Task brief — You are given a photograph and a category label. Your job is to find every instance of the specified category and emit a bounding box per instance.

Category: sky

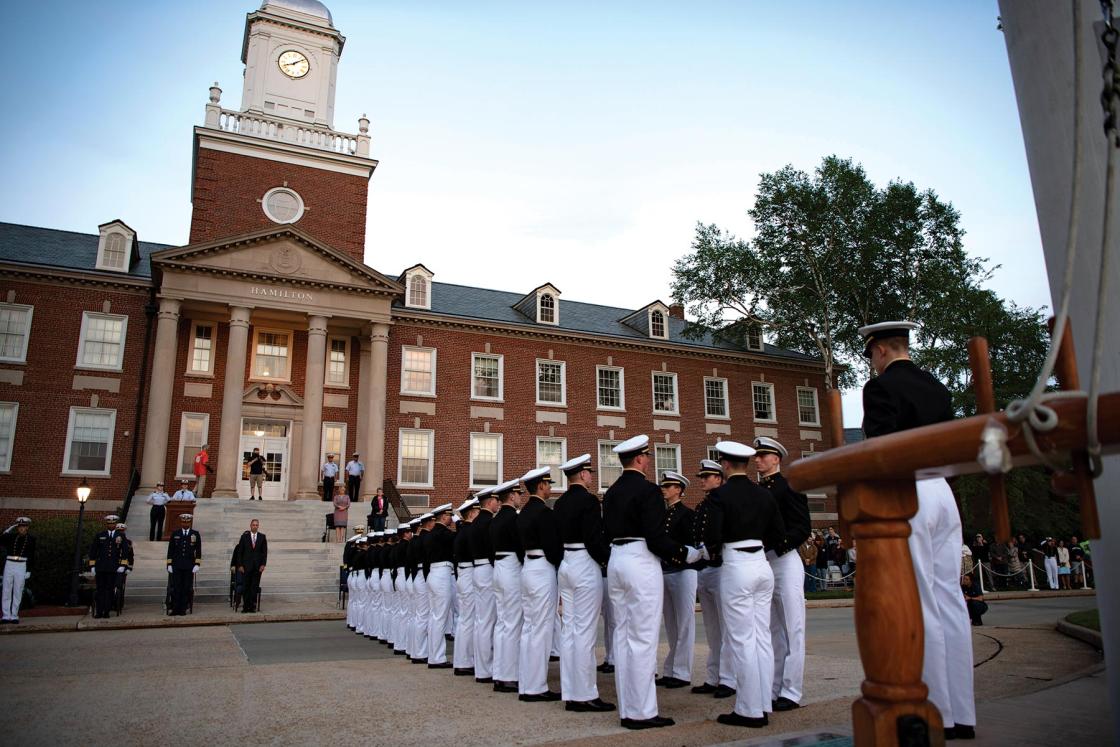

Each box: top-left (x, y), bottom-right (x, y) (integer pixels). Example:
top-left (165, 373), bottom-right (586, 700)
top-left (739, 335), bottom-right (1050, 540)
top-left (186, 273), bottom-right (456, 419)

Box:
top-left (0, 1), bottom-right (1051, 426)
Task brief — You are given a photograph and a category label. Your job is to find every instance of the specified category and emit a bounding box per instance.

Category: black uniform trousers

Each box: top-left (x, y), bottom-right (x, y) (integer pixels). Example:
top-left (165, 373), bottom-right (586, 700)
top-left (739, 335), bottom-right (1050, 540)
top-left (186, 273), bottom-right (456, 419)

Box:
top-left (347, 475), bottom-right (361, 503)
top-left (242, 567), bottom-right (262, 611)
top-left (95, 571), bottom-right (117, 617)
top-left (150, 505), bottom-right (165, 542)
top-left (322, 477), bottom-right (335, 502)
top-left (171, 569), bottom-right (193, 614)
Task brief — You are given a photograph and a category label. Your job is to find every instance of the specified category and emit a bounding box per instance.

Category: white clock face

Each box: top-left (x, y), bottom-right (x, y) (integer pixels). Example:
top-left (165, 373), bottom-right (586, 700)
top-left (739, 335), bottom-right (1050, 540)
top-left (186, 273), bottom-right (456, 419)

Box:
top-left (278, 50), bottom-right (310, 79)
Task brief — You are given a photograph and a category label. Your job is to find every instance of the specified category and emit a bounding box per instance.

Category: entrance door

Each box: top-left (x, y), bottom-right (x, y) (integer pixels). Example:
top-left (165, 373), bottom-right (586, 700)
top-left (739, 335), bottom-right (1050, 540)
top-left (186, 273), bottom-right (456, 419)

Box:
top-left (238, 419), bottom-right (290, 500)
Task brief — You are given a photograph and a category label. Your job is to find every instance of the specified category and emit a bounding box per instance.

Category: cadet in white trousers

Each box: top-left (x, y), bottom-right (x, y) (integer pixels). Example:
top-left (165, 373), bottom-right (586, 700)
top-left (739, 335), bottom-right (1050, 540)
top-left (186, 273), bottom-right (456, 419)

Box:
top-left (453, 497), bottom-right (480, 675)
top-left (657, 471), bottom-right (697, 689)
top-left (860, 320), bottom-right (976, 740)
top-left (411, 514), bottom-right (434, 662)
top-left (603, 435), bottom-right (701, 730)
top-left (426, 504), bottom-right (456, 668)
top-left (0, 517), bottom-right (35, 624)
top-left (471, 488), bottom-right (498, 684)
top-left (754, 437), bottom-right (812, 711)
top-left (490, 480), bottom-right (525, 691)
top-left (379, 529), bottom-right (397, 642)
top-left (516, 467), bottom-right (562, 701)
top-left (554, 454), bottom-right (615, 712)
top-left (343, 526), bottom-right (364, 630)
top-left (690, 460), bottom-right (736, 698)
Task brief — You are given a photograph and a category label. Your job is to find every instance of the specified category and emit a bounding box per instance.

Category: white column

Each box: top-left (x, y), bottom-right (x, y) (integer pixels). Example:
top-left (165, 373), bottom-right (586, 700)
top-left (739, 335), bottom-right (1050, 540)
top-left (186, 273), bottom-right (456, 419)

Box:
top-left (298, 315), bottom-right (329, 500)
top-left (211, 306), bottom-right (252, 498)
top-left (360, 322), bottom-right (391, 499)
top-left (138, 297), bottom-right (181, 493)
top-left (355, 336), bottom-right (371, 468)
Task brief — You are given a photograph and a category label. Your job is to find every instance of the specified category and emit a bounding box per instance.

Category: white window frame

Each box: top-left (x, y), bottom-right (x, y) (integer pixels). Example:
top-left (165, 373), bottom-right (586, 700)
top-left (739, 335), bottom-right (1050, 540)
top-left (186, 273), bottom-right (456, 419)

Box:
top-left (649, 309), bottom-right (668, 339)
top-left (186, 321), bottom-right (215, 376)
top-left (95, 230), bottom-right (130, 272)
top-left (321, 421), bottom-right (348, 466)
top-left (62, 406), bottom-right (117, 476)
top-left (0, 402), bottom-right (18, 472)
top-left (651, 371), bottom-right (679, 416)
top-left (703, 376), bottom-right (729, 419)
top-left (752, 381), bottom-right (777, 423)
top-left (471, 352), bottom-right (504, 402)
top-left (706, 445), bottom-right (721, 462)
top-left (597, 439), bottom-right (622, 491)
top-left (797, 386), bottom-right (821, 426)
top-left (75, 312), bottom-right (128, 372)
top-left (400, 346), bottom-right (437, 397)
top-left (536, 436), bottom-right (568, 491)
top-left (405, 270), bottom-right (432, 310)
top-left (325, 336), bottom-right (351, 389)
top-left (249, 327), bottom-right (293, 382)
top-left (0, 303), bottom-right (33, 364)
top-left (535, 359), bottom-right (567, 407)
top-left (397, 428), bottom-right (435, 489)
top-left (175, 412), bottom-right (210, 479)
top-left (596, 365), bottom-right (626, 411)
top-left (746, 324), bottom-right (763, 351)
top-left (469, 432), bottom-right (503, 489)
top-left (537, 293), bottom-right (558, 325)
top-left (654, 443), bottom-right (681, 484)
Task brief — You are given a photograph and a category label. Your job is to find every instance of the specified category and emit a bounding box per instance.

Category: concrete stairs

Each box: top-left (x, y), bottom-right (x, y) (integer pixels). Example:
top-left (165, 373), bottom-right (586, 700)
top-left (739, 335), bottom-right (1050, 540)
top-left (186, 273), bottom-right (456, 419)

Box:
top-left (124, 498), bottom-right (356, 605)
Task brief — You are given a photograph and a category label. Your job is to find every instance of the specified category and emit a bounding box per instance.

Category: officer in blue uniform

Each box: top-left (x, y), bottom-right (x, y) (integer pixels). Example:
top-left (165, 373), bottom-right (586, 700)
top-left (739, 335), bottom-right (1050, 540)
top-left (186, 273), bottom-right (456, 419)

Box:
top-left (166, 513), bottom-right (202, 615)
top-left (88, 514), bottom-right (125, 618)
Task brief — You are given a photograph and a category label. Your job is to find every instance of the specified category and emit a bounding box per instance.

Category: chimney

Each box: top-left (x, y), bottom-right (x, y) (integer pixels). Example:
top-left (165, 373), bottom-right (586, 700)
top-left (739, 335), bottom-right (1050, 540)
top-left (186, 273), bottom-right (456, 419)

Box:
top-left (668, 303), bottom-right (685, 320)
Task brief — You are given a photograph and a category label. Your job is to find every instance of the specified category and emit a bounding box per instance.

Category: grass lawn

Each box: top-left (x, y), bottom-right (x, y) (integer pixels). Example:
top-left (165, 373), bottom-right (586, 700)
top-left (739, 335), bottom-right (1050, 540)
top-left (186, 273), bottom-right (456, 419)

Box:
top-left (1066, 609), bottom-right (1100, 631)
top-left (807, 589), bottom-right (854, 600)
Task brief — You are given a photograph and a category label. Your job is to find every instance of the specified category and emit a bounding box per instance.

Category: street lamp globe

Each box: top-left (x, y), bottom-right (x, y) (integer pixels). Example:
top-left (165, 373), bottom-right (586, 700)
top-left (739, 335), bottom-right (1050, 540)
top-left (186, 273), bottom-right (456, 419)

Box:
top-left (76, 478), bottom-right (91, 503)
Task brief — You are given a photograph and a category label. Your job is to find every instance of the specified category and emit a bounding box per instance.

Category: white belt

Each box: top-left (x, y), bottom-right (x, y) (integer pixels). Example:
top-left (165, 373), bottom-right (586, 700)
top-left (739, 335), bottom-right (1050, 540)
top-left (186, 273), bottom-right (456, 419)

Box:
top-left (563, 543), bottom-right (586, 550)
top-left (6, 556), bottom-right (26, 562)
top-left (430, 561), bottom-right (452, 569)
top-left (725, 540), bottom-right (763, 549)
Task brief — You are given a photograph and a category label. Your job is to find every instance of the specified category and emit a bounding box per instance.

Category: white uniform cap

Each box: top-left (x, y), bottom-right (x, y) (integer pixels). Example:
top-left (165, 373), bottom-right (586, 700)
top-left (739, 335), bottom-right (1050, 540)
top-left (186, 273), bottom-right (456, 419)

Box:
top-left (431, 503), bottom-right (453, 516)
top-left (15, 516), bottom-right (30, 525)
top-left (659, 471), bottom-right (689, 488)
top-left (104, 514), bottom-right (121, 522)
top-left (495, 478), bottom-right (521, 494)
top-left (858, 320), bottom-right (919, 356)
top-left (559, 453), bottom-right (593, 475)
top-left (418, 513), bottom-right (434, 522)
top-left (115, 523), bottom-right (127, 530)
top-left (452, 515), bottom-right (461, 523)
top-left (752, 436), bottom-right (788, 459)
top-left (356, 536), bottom-right (368, 544)
top-left (696, 459), bottom-right (724, 477)
top-left (612, 434), bottom-right (650, 457)
top-left (714, 440), bottom-right (756, 461)
top-left (474, 487), bottom-right (494, 499)
top-left (384, 528), bottom-right (397, 536)
top-left (456, 497), bottom-right (479, 514)
top-left (373, 531), bottom-right (384, 537)
top-left (179, 513), bottom-right (193, 521)
top-left (521, 466), bottom-right (552, 483)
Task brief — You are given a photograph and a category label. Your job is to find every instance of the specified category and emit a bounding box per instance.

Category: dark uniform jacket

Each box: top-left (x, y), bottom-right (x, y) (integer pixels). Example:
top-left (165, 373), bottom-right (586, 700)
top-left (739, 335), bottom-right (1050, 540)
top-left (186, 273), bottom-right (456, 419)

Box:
top-left (454, 521), bottom-right (474, 568)
top-left (662, 502), bottom-right (695, 573)
top-left (602, 469), bottom-right (687, 566)
top-left (166, 528), bottom-right (202, 571)
top-left (470, 509), bottom-right (496, 565)
top-left (1, 531), bottom-right (36, 573)
top-left (89, 529), bottom-right (128, 573)
top-left (760, 472), bottom-right (811, 555)
top-left (862, 359), bottom-right (954, 437)
top-left (489, 504), bottom-right (524, 563)
top-left (423, 523), bottom-right (455, 577)
top-left (553, 484), bottom-right (610, 566)
top-left (689, 495), bottom-right (722, 569)
top-left (406, 532), bottom-right (424, 580)
top-left (234, 531), bottom-right (268, 571)
top-left (516, 496), bottom-right (563, 568)
top-left (709, 474), bottom-right (785, 555)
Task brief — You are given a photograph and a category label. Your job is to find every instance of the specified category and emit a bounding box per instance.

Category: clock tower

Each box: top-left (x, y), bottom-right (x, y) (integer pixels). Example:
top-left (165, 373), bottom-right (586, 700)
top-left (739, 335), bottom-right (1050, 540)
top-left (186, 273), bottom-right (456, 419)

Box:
top-left (189, 0), bottom-right (376, 263)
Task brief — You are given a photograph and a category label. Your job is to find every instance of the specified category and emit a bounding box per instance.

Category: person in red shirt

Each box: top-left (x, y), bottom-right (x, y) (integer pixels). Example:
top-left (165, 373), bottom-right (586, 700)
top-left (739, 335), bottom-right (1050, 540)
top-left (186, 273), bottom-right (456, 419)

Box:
top-left (193, 445), bottom-right (213, 497)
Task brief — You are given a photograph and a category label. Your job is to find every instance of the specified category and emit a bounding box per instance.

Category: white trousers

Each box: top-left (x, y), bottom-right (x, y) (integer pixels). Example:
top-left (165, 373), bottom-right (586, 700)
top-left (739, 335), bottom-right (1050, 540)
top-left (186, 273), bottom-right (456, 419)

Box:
top-left (608, 540), bottom-right (664, 721)
top-left (404, 575), bottom-right (415, 654)
top-left (353, 573), bottom-right (367, 634)
top-left (519, 556), bottom-right (557, 695)
top-left (601, 577), bottom-right (615, 665)
top-left (448, 576), bottom-right (459, 636)
top-left (721, 546), bottom-right (774, 719)
top-left (393, 569), bottom-right (407, 649)
top-left (379, 572), bottom-right (393, 639)
top-left (428, 564), bottom-right (454, 664)
top-left (366, 573), bottom-right (380, 635)
top-left (413, 573), bottom-right (430, 659)
top-left (768, 548), bottom-right (806, 702)
top-left (474, 562), bottom-right (496, 678)
top-left (454, 565), bottom-right (476, 669)
top-left (2, 560), bottom-right (27, 621)
top-left (1044, 557), bottom-right (1059, 589)
top-left (346, 571), bottom-right (357, 628)
top-left (662, 569), bottom-right (697, 681)
top-left (910, 477), bottom-right (976, 728)
top-left (558, 550), bottom-right (603, 702)
top-left (697, 565), bottom-right (735, 687)
top-left (493, 555), bottom-right (523, 683)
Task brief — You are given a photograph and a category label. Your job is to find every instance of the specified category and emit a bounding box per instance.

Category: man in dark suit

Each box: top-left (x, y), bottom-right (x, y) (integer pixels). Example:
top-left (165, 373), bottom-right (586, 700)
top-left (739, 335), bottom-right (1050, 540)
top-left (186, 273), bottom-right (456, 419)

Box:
top-left (166, 513), bottom-right (202, 616)
top-left (235, 519), bottom-right (268, 613)
top-left (88, 514), bottom-right (126, 619)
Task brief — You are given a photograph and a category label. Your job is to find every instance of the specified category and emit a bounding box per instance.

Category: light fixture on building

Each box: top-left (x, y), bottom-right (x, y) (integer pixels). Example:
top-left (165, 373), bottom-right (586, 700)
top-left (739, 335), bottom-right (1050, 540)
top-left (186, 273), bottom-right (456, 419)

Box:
top-left (254, 429), bottom-right (265, 438)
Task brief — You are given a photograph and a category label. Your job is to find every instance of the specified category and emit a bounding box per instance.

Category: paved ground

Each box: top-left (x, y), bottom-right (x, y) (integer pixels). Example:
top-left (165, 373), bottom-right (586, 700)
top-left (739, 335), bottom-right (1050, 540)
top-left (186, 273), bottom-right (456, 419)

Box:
top-left (0, 596), bottom-right (1107, 746)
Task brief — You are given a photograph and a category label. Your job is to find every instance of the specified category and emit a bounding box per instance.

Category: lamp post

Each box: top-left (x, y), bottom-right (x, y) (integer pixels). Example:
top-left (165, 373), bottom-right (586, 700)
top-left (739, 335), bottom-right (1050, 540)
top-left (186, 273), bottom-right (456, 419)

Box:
top-left (66, 478), bottom-right (91, 607)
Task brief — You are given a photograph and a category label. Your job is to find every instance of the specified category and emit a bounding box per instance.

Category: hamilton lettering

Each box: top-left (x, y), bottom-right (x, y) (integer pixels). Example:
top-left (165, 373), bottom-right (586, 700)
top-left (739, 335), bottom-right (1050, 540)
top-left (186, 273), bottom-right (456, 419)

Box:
top-left (249, 285), bottom-right (314, 303)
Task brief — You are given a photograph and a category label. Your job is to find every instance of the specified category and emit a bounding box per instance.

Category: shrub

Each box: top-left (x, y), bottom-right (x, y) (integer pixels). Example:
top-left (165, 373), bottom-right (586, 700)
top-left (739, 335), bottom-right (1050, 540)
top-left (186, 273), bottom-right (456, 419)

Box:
top-left (8, 516), bottom-right (102, 605)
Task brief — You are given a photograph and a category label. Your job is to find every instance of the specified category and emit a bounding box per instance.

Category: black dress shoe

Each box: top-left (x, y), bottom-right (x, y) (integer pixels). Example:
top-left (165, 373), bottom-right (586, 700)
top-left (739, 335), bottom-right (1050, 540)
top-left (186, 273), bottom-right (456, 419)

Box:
top-left (596, 663), bottom-right (614, 674)
top-left (393, 649), bottom-right (406, 656)
top-left (713, 684), bottom-right (736, 699)
top-left (493, 681), bottom-right (518, 693)
top-left (951, 725), bottom-right (976, 740)
top-left (691, 682), bottom-right (717, 694)
top-left (347, 625), bottom-right (355, 631)
top-left (409, 657), bottom-right (428, 664)
top-left (445, 633), bottom-right (454, 641)
top-left (549, 655), bottom-right (560, 662)
top-left (519, 690), bottom-right (561, 702)
top-left (656, 676), bottom-right (689, 689)
top-left (717, 712), bottom-right (768, 728)
top-left (454, 668), bottom-right (474, 676)
top-left (428, 661), bottom-right (453, 669)
top-left (474, 677), bottom-right (493, 684)
top-left (566, 698), bottom-right (616, 712)
top-left (620, 716), bottom-right (675, 730)
top-left (773, 696), bottom-right (800, 711)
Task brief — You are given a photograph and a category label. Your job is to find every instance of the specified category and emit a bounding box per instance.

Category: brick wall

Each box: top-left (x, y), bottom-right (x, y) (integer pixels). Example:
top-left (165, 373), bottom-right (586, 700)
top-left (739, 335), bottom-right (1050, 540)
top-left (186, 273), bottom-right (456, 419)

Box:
top-left (190, 148), bottom-right (370, 263)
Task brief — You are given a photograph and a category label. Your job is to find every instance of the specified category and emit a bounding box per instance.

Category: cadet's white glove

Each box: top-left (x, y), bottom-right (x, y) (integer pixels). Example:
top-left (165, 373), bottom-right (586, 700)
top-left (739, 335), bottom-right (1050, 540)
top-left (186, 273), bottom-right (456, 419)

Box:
top-left (685, 546), bottom-right (702, 564)
top-left (117, 567), bottom-right (126, 573)
top-left (167, 566), bottom-right (173, 574)
top-left (191, 565), bottom-right (199, 574)
top-left (24, 572), bottom-right (30, 580)
top-left (699, 546), bottom-right (711, 561)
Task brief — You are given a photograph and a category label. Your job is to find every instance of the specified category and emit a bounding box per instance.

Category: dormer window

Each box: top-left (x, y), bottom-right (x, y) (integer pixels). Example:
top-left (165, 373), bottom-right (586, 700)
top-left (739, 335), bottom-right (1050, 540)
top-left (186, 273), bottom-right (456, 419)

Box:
top-left (649, 309), bottom-right (667, 339)
top-left (539, 293), bottom-right (555, 324)
top-left (95, 220), bottom-right (138, 273)
top-left (746, 323), bottom-right (763, 351)
top-left (401, 264), bottom-right (434, 310)
top-left (515, 283), bottom-right (561, 325)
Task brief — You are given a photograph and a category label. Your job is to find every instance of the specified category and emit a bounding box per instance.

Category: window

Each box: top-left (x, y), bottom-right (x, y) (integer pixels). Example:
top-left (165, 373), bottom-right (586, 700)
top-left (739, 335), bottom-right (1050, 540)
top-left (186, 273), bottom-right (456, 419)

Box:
top-left (0, 403), bottom-right (17, 472)
top-left (261, 186), bottom-right (305, 223)
top-left (321, 422), bottom-right (347, 465)
top-left (471, 353), bottom-right (503, 400)
top-left (652, 372), bottom-right (678, 415)
top-left (704, 377), bottom-right (729, 418)
top-left (598, 440), bottom-right (622, 491)
top-left (654, 443), bottom-right (681, 483)
top-left (251, 329), bottom-right (292, 381)
top-left (102, 234), bottom-right (127, 269)
top-left (76, 312), bottom-right (127, 371)
top-left (63, 407), bottom-right (116, 475)
top-left (409, 274), bottom-right (429, 308)
top-left (797, 387), bottom-right (820, 426)
top-left (596, 366), bottom-right (625, 410)
top-left (536, 360), bottom-right (566, 406)
top-left (401, 346), bottom-right (436, 396)
top-left (707, 445), bottom-right (721, 462)
top-left (536, 437), bottom-right (567, 490)
top-left (470, 433), bottom-right (502, 488)
top-left (188, 323), bottom-right (214, 375)
top-left (176, 413), bottom-right (210, 477)
top-left (752, 382), bottom-right (776, 422)
top-left (746, 324), bottom-right (763, 351)
top-left (326, 337), bottom-right (349, 387)
top-left (0, 303), bottom-right (32, 363)
top-left (539, 293), bottom-right (556, 324)
top-left (650, 309), bottom-right (667, 339)
top-left (398, 429), bottom-right (434, 487)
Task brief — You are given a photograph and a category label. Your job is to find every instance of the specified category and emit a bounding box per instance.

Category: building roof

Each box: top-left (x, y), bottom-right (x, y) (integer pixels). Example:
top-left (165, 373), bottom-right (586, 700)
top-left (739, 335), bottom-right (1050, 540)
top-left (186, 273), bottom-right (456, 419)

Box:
top-left (843, 427), bottom-right (866, 445)
top-left (0, 221), bottom-right (165, 280)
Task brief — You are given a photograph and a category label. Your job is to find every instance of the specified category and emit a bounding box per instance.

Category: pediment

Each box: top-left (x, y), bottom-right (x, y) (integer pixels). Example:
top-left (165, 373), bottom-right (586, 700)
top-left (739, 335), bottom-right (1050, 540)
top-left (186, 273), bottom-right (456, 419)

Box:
top-left (243, 383), bottom-right (304, 407)
top-left (151, 226), bottom-right (403, 297)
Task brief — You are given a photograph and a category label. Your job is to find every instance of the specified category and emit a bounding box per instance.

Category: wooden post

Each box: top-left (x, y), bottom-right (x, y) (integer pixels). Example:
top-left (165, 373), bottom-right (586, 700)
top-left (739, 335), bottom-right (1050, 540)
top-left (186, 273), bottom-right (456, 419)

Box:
top-left (844, 479), bottom-right (944, 747)
top-left (967, 337), bottom-right (1011, 543)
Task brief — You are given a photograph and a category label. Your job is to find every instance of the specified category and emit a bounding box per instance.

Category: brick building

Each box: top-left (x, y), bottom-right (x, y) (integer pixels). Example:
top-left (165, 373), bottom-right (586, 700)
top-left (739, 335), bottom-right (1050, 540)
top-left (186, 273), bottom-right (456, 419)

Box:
top-left (0, 0), bottom-right (837, 525)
